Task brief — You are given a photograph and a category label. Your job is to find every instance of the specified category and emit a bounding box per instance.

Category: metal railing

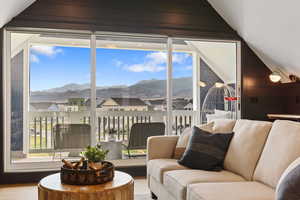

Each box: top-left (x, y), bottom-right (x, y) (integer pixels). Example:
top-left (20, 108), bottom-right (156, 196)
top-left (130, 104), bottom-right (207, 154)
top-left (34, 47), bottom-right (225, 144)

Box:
top-left (28, 110), bottom-right (197, 153)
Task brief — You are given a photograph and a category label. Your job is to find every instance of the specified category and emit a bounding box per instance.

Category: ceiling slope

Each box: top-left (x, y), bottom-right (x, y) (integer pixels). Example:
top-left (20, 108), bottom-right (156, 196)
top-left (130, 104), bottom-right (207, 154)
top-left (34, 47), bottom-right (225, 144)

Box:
top-left (208, 0), bottom-right (300, 80)
top-left (0, 0), bottom-right (36, 28)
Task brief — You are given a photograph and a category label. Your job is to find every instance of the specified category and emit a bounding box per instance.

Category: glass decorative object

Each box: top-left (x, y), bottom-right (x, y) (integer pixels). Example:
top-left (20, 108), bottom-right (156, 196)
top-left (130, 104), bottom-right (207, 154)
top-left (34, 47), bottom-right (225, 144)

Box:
top-left (201, 84), bottom-right (237, 124)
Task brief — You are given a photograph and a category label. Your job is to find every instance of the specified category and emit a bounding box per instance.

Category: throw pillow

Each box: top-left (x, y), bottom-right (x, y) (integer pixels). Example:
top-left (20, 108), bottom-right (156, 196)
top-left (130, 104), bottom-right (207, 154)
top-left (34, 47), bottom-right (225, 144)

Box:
top-left (173, 122), bottom-right (214, 159)
top-left (178, 126), bottom-right (234, 171)
top-left (276, 158), bottom-right (300, 200)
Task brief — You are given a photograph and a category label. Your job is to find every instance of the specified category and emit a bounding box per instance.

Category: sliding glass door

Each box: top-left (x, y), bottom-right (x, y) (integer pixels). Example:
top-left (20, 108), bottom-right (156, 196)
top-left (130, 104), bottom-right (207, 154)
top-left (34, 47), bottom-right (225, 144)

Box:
top-left (7, 31), bottom-right (92, 170)
top-left (4, 29), bottom-right (240, 172)
top-left (94, 35), bottom-right (169, 160)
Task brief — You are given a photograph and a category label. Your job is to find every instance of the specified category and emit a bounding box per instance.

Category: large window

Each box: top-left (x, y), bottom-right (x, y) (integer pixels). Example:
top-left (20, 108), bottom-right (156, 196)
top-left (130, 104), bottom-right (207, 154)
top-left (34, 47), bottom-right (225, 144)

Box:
top-left (3, 29), bottom-right (241, 172)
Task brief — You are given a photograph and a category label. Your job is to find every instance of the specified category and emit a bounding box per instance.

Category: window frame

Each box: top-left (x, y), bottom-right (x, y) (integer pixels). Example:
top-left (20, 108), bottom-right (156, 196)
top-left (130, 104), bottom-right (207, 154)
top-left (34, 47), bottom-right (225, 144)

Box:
top-left (3, 27), bottom-right (241, 172)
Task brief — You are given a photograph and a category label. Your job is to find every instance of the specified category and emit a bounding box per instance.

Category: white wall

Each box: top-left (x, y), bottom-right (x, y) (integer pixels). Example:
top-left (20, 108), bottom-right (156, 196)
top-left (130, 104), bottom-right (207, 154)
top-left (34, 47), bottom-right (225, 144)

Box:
top-left (208, 0), bottom-right (300, 79)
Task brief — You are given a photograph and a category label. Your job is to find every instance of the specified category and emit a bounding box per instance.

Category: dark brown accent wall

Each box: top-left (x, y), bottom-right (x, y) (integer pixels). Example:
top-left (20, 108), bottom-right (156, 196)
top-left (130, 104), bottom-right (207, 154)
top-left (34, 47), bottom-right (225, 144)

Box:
top-left (240, 41), bottom-right (286, 120)
top-left (8, 0), bottom-right (238, 40)
top-left (0, 0), bottom-right (288, 183)
top-left (277, 82), bottom-right (300, 114)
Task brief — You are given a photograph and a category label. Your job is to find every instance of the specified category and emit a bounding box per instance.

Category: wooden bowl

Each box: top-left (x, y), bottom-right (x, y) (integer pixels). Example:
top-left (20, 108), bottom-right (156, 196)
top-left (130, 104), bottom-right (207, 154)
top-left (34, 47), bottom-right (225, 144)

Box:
top-left (60, 161), bottom-right (114, 185)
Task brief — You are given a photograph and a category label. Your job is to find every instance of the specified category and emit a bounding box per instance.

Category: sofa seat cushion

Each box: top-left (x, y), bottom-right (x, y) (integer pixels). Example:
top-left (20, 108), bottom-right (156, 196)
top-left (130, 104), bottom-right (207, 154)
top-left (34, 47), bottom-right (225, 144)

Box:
top-left (187, 182), bottom-right (275, 200)
top-left (147, 159), bottom-right (188, 183)
top-left (164, 169), bottom-right (245, 200)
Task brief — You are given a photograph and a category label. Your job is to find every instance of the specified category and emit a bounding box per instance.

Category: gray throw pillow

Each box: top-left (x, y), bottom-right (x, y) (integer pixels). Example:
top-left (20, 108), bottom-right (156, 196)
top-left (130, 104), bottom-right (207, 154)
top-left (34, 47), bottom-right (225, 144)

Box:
top-left (178, 126), bottom-right (234, 171)
top-left (277, 164), bottom-right (300, 200)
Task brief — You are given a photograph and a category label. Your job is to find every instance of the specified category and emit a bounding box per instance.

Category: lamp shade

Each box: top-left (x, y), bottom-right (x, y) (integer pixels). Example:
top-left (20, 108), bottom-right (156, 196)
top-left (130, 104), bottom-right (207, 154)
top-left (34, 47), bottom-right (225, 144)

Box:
top-left (269, 72), bottom-right (281, 83)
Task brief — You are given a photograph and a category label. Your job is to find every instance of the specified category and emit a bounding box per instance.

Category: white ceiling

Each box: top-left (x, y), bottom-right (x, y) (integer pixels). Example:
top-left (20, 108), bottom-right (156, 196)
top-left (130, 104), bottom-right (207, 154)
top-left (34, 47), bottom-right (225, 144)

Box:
top-left (188, 41), bottom-right (236, 84)
top-left (208, 0), bottom-right (300, 81)
top-left (0, 0), bottom-right (36, 28)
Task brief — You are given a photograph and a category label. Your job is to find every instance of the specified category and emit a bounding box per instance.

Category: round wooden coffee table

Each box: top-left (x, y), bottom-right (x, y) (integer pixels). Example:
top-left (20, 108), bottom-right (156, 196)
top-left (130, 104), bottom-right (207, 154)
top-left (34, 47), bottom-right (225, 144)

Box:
top-left (38, 171), bottom-right (134, 200)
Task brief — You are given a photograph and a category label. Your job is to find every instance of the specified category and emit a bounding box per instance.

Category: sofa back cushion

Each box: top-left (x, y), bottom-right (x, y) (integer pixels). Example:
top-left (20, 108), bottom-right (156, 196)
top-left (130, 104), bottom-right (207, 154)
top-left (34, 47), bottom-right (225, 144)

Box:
top-left (211, 119), bottom-right (236, 133)
top-left (224, 119), bottom-right (272, 180)
top-left (254, 120), bottom-right (300, 188)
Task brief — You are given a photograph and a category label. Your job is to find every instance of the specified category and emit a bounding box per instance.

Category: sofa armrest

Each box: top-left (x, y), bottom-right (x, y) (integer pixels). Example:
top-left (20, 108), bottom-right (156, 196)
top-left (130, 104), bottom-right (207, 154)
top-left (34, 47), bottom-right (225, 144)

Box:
top-left (147, 135), bottom-right (179, 161)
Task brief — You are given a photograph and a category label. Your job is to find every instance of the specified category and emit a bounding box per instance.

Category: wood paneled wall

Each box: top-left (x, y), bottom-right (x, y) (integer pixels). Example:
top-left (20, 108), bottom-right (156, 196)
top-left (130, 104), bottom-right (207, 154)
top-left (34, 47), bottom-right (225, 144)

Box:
top-left (0, 0), bottom-right (289, 183)
top-left (8, 0), bottom-right (238, 40)
top-left (240, 41), bottom-right (286, 120)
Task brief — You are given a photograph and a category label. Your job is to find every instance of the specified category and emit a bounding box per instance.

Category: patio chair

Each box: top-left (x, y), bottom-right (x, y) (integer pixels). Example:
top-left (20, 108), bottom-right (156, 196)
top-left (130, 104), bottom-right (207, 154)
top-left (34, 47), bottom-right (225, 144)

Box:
top-left (123, 122), bottom-right (165, 158)
top-left (53, 124), bottom-right (91, 159)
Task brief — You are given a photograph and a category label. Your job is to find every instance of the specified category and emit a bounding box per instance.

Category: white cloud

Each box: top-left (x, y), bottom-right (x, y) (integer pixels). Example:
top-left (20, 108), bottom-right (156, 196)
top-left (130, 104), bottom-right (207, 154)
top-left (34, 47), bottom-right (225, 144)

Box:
top-left (31, 45), bottom-right (63, 57)
top-left (146, 52), bottom-right (167, 64)
top-left (30, 54), bottom-right (39, 63)
top-left (123, 51), bottom-right (191, 73)
top-left (126, 63), bottom-right (165, 72)
top-left (145, 51), bottom-right (191, 64)
top-left (173, 53), bottom-right (191, 64)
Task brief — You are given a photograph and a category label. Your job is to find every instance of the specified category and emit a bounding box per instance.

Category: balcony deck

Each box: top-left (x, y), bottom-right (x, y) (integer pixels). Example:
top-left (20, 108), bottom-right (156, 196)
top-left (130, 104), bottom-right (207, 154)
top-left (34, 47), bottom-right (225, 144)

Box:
top-left (12, 110), bottom-right (196, 164)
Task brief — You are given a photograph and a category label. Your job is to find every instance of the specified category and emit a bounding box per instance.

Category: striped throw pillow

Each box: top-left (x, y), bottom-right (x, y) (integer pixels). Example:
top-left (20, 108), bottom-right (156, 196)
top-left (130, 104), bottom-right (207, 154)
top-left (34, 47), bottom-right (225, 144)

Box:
top-left (178, 126), bottom-right (234, 171)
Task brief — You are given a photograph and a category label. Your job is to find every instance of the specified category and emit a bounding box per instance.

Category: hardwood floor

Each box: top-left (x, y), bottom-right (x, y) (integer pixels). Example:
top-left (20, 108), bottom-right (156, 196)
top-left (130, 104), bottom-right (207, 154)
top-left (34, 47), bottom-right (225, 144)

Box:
top-left (0, 177), bottom-right (149, 200)
top-left (0, 183), bottom-right (37, 200)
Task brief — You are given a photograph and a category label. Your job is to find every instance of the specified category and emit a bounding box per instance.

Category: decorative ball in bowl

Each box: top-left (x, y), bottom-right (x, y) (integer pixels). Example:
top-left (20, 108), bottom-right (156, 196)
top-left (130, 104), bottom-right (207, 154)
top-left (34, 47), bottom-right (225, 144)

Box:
top-left (60, 160), bottom-right (114, 185)
top-left (60, 144), bottom-right (114, 185)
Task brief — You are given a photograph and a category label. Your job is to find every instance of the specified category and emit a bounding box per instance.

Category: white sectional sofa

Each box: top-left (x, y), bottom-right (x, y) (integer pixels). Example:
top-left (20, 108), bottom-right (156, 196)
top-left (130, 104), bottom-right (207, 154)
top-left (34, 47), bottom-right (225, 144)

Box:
top-left (147, 119), bottom-right (300, 200)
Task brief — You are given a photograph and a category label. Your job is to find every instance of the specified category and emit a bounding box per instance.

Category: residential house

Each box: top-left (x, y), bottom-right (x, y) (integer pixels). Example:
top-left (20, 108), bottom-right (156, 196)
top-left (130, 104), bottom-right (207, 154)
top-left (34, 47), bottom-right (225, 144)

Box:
top-left (145, 98), bottom-right (166, 111)
top-left (98, 97), bottom-right (149, 111)
top-left (30, 102), bottom-right (59, 112)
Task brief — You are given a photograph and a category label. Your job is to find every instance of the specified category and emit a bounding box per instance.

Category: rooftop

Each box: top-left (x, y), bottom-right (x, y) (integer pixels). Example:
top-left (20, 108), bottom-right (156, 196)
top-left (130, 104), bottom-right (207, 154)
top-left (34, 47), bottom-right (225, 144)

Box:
top-left (101, 97), bottom-right (147, 107)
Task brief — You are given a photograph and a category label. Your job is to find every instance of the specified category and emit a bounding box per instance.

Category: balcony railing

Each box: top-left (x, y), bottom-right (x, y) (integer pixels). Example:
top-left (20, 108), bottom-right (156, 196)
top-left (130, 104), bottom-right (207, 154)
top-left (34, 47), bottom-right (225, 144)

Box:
top-left (28, 110), bottom-right (197, 153)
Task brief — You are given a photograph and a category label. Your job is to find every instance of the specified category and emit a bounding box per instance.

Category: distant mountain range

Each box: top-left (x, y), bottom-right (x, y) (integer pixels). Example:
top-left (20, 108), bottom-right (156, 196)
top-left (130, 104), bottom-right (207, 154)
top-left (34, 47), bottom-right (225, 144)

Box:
top-left (30, 77), bottom-right (193, 102)
top-left (39, 83), bottom-right (127, 93)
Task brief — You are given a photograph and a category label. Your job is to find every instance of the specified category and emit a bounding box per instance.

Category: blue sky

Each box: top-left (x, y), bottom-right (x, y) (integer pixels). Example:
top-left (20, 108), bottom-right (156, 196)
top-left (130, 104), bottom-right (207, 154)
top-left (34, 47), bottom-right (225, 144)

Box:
top-left (30, 46), bottom-right (192, 91)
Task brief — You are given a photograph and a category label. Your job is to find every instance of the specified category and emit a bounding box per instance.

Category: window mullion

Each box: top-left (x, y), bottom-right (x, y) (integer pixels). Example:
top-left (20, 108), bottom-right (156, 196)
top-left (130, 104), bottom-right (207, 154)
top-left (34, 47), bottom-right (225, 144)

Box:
top-left (166, 37), bottom-right (173, 135)
top-left (4, 30), bottom-right (12, 171)
top-left (90, 33), bottom-right (97, 145)
top-left (193, 52), bottom-right (201, 124)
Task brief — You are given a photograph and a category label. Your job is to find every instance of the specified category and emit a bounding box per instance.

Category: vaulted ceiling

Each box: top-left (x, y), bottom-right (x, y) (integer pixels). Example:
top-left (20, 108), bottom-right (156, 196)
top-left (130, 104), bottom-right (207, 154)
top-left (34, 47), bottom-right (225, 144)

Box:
top-left (208, 0), bottom-right (300, 80)
top-left (1, 0), bottom-right (299, 79)
top-left (0, 0), bottom-right (35, 28)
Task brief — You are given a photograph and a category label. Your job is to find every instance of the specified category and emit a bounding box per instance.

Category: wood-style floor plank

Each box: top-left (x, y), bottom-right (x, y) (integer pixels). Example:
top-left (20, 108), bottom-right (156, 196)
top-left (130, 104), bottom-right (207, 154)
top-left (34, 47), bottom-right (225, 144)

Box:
top-left (0, 178), bottom-right (149, 200)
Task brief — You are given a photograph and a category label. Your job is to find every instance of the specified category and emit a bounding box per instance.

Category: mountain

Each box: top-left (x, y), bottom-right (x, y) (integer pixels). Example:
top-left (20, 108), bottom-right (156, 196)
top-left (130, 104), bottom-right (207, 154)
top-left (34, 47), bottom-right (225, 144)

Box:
top-left (39, 83), bottom-right (127, 93)
top-left (41, 83), bottom-right (90, 93)
top-left (30, 77), bottom-right (193, 102)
